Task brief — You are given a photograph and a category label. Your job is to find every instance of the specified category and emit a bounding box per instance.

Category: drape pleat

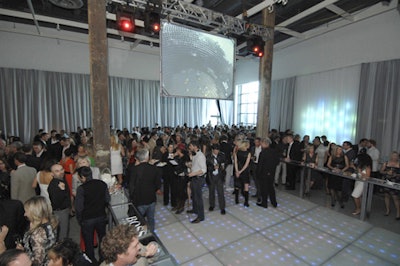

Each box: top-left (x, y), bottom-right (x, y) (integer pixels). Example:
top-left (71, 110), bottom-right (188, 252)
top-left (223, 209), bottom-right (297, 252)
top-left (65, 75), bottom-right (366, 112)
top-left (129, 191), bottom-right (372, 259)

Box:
top-left (0, 68), bottom-right (233, 143)
top-left (356, 59), bottom-right (400, 157)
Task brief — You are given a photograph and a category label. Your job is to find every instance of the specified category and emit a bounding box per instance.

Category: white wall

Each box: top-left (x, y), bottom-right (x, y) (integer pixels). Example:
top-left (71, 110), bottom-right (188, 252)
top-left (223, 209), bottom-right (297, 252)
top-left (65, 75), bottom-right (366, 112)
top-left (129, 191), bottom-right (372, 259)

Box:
top-left (0, 21), bottom-right (160, 80)
top-left (234, 8), bottom-right (400, 82)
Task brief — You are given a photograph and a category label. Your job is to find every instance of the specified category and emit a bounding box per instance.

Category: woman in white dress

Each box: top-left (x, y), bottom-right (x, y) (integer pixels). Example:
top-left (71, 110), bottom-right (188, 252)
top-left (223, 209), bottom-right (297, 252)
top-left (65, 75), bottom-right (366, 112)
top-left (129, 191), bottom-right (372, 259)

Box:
top-left (110, 135), bottom-right (125, 184)
top-left (32, 160), bottom-right (55, 205)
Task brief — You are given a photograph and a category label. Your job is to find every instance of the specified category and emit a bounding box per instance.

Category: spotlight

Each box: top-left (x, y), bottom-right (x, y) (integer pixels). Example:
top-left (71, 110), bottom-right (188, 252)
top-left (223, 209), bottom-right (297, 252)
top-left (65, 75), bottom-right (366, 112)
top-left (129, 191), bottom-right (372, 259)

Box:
top-left (116, 6), bottom-right (135, 33)
top-left (118, 17), bottom-right (134, 32)
top-left (145, 12), bottom-right (161, 34)
top-left (247, 37), bottom-right (265, 57)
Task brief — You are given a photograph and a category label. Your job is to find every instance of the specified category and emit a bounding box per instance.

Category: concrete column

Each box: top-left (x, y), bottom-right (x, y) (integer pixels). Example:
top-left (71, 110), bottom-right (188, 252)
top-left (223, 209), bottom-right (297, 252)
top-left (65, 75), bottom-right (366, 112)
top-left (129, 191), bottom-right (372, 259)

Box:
top-left (88, 0), bottom-right (110, 169)
top-left (256, 9), bottom-right (275, 139)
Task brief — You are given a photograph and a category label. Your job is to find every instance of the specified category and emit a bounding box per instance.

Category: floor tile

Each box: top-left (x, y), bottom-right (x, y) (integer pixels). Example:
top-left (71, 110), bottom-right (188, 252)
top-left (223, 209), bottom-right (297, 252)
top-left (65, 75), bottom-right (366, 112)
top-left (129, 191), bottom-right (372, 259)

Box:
top-left (181, 253), bottom-right (224, 266)
top-left (228, 203), bottom-right (291, 231)
top-left (322, 244), bottom-right (395, 266)
top-left (213, 233), bottom-right (309, 266)
top-left (184, 211), bottom-right (255, 250)
top-left (297, 206), bottom-right (373, 242)
top-left (276, 191), bottom-right (318, 216)
top-left (154, 222), bottom-right (209, 264)
top-left (353, 227), bottom-right (400, 265)
top-left (261, 219), bottom-right (347, 265)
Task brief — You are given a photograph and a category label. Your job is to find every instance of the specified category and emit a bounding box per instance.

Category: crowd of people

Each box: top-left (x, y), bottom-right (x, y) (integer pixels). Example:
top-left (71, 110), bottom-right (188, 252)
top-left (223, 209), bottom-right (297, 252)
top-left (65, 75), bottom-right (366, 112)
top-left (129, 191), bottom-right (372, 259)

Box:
top-left (0, 124), bottom-right (399, 265)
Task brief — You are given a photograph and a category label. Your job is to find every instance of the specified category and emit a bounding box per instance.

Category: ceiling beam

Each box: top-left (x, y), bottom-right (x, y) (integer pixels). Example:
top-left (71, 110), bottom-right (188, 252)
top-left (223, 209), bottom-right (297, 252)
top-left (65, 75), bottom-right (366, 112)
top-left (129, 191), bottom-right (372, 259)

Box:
top-left (0, 8), bottom-right (158, 43)
top-left (325, 4), bottom-right (354, 21)
top-left (274, 0), bottom-right (398, 51)
top-left (275, 26), bottom-right (305, 38)
top-left (278, 0), bottom-right (340, 27)
top-left (236, 0), bottom-right (275, 19)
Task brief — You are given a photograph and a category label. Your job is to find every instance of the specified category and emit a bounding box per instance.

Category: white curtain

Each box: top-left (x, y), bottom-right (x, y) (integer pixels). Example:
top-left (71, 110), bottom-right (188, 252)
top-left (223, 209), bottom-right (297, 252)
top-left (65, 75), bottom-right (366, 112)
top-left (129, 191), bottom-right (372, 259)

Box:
top-left (293, 65), bottom-right (361, 144)
top-left (109, 77), bottom-right (160, 129)
top-left (356, 59), bottom-right (400, 158)
top-left (270, 77), bottom-right (296, 131)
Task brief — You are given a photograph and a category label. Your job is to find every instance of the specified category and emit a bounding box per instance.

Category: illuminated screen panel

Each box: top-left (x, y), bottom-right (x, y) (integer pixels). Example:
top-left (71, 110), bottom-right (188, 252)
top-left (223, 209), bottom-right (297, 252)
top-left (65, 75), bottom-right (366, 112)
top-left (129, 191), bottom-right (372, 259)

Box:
top-left (161, 21), bottom-right (235, 99)
top-left (293, 65), bottom-right (360, 144)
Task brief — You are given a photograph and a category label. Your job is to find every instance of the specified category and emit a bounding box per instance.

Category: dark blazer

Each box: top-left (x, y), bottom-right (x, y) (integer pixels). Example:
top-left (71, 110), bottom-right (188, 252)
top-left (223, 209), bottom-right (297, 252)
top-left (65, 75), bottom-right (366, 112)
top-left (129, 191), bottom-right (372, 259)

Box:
top-left (256, 148), bottom-right (280, 178)
top-left (288, 141), bottom-right (303, 162)
top-left (128, 163), bottom-right (162, 206)
top-left (220, 141), bottom-right (233, 165)
top-left (206, 152), bottom-right (226, 179)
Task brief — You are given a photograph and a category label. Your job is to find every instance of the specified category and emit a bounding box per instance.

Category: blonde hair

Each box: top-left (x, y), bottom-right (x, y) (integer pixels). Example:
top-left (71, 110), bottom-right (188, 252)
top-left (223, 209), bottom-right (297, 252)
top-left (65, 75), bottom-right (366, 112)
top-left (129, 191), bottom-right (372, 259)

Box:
top-left (24, 196), bottom-right (58, 232)
top-left (110, 135), bottom-right (120, 150)
top-left (237, 140), bottom-right (250, 151)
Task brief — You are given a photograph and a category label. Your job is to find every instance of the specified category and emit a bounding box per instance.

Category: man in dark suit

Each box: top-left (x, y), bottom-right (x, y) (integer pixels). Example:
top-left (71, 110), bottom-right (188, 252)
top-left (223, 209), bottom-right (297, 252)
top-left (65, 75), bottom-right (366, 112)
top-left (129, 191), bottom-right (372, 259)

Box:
top-left (284, 134), bottom-right (302, 190)
top-left (220, 135), bottom-right (234, 191)
top-left (206, 144), bottom-right (226, 215)
top-left (256, 138), bottom-right (280, 208)
top-left (128, 149), bottom-right (162, 232)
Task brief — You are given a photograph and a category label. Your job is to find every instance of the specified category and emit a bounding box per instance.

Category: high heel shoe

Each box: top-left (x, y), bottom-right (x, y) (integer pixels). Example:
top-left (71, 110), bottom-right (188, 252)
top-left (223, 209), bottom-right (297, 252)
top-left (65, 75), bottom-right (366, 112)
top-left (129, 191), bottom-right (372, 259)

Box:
top-left (352, 210), bottom-right (361, 215)
top-left (396, 216), bottom-right (400, 220)
top-left (384, 210), bottom-right (391, 216)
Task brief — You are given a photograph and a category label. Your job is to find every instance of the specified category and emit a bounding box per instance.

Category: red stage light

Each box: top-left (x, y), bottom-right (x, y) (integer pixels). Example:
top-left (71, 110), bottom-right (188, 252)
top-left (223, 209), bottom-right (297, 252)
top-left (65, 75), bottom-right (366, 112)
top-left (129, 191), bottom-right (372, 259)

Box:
top-left (118, 16), bottom-right (134, 32)
top-left (152, 22), bottom-right (160, 32)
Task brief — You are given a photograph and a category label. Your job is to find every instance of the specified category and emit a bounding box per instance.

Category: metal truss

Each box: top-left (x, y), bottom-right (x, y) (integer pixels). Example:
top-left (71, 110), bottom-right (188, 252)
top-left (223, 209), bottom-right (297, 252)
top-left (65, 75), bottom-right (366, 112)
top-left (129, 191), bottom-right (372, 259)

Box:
top-left (110, 0), bottom-right (276, 41)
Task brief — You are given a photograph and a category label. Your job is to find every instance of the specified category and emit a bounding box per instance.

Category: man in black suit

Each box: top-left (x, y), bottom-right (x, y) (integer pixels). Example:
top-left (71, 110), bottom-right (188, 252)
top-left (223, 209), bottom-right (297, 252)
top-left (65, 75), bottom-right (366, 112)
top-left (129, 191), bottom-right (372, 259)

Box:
top-left (128, 149), bottom-right (162, 232)
top-left (284, 134), bottom-right (302, 190)
top-left (206, 144), bottom-right (226, 215)
top-left (256, 138), bottom-right (280, 208)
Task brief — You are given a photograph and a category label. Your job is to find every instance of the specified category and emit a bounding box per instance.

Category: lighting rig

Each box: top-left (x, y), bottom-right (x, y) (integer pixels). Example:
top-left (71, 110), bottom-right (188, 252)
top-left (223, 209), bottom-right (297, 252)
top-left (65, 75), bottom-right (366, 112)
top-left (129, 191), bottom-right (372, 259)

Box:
top-left (111, 0), bottom-right (288, 57)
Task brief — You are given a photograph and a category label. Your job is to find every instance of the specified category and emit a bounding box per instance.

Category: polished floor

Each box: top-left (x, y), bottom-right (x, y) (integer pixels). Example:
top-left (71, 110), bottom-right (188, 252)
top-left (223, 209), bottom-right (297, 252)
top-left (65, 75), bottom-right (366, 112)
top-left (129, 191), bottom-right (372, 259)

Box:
top-left (70, 184), bottom-right (400, 266)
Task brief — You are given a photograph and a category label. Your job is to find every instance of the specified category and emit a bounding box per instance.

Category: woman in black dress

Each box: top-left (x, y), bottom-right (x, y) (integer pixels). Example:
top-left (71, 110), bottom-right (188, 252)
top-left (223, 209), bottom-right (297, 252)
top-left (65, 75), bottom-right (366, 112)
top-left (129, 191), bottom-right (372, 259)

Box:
top-left (233, 140), bottom-right (252, 207)
top-left (327, 146), bottom-right (349, 208)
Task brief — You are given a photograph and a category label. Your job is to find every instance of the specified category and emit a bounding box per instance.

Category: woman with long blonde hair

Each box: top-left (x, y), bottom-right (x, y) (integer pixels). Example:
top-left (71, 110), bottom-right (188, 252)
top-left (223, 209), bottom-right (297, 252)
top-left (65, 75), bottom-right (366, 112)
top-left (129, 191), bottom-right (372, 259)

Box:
top-left (18, 196), bottom-right (58, 266)
top-left (110, 135), bottom-right (125, 184)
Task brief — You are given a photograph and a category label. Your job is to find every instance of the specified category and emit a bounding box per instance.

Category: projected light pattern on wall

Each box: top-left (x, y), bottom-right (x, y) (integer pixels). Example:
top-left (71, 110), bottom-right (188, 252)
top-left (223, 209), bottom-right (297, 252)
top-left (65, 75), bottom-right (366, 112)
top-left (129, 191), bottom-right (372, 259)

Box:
top-left (293, 65), bottom-right (361, 144)
top-left (161, 21), bottom-right (235, 99)
top-left (300, 100), bottom-right (357, 143)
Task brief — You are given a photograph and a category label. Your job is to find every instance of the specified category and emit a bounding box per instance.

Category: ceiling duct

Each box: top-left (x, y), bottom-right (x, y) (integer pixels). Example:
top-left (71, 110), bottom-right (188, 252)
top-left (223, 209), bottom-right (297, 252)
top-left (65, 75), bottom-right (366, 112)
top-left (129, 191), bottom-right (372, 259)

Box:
top-left (49, 0), bottom-right (84, 9)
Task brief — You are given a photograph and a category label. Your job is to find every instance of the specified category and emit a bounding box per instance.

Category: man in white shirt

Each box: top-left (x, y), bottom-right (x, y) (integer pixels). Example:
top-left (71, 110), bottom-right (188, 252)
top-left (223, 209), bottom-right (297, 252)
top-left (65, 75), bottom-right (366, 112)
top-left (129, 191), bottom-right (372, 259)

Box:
top-left (187, 141), bottom-right (207, 223)
top-left (367, 139), bottom-right (380, 178)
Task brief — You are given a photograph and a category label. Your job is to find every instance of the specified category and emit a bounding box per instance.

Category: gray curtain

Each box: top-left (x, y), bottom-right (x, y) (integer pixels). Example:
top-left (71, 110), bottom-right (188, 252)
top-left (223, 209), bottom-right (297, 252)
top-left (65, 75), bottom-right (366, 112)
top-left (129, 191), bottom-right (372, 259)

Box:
top-left (0, 68), bottom-right (91, 143)
top-left (270, 77), bottom-right (296, 131)
top-left (109, 77), bottom-right (160, 129)
top-left (356, 59), bottom-right (400, 158)
top-left (160, 97), bottom-right (206, 127)
top-left (0, 68), bottom-right (216, 143)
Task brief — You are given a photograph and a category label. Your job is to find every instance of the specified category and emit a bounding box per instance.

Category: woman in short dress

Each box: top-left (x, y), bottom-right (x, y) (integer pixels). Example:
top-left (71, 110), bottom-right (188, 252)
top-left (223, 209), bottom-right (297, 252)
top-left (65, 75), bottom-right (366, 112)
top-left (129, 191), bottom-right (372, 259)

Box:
top-left (233, 139), bottom-right (251, 207)
top-left (380, 151), bottom-right (400, 220)
top-left (327, 146), bottom-right (349, 208)
top-left (351, 153), bottom-right (372, 215)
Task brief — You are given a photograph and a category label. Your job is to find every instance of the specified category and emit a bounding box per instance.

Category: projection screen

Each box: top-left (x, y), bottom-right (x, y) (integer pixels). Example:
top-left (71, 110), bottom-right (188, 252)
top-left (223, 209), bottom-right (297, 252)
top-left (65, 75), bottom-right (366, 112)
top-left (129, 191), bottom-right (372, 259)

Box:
top-left (161, 21), bottom-right (235, 100)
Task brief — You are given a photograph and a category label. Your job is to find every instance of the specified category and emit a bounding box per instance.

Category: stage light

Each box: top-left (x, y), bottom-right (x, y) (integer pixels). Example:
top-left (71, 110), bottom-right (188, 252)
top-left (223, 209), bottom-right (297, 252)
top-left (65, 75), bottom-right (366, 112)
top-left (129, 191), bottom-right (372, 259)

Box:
top-left (145, 12), bottom-right (161, 34)
top-left (152, 22), bottom-right (160, 33)
top-left (118, 17), bottom-right (134, 32)
top-left (116, 6), bottom-right (135, 33)
top-left (247, 37), bottom-right (265, 57)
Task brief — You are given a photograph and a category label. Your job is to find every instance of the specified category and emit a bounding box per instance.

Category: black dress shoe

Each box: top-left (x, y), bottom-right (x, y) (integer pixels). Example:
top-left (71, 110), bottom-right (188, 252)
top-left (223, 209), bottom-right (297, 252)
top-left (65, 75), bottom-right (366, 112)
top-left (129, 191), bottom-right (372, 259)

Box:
top-left (191, 218), bottom-right (204, 223)
top-left (209, 207), bottom-right (214, 211)
top-left (220, 209), bottom-right (226, 215)
top-left (272, 203), bottom-right (278, 208)
top-left (175, 209), bottom-right (184, 214)
top-left (251, 194), bottom-right (257, 198)
top-left (186, 209), bottom-right (195, 214)
top-left (256, 202), bottom-right (268, 208)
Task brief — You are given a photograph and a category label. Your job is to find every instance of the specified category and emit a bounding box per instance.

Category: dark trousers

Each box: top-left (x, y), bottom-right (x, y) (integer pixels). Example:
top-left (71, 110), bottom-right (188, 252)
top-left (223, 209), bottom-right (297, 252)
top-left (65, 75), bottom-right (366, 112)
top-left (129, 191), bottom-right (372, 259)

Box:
top-left (260, 174), bottom-right (277, 206)
top-left (190, 177), bottom-right (205, 220)
top-left (208, 174), bottom-right (225, 210)
top-left (163, 174), bottom-right (177, 207)
top-left (175, 175), bottom-right (187, 209)
top-left (81, 216), bottom-right (107, 263)
top-left (286, 164), bottom-right (299, 189)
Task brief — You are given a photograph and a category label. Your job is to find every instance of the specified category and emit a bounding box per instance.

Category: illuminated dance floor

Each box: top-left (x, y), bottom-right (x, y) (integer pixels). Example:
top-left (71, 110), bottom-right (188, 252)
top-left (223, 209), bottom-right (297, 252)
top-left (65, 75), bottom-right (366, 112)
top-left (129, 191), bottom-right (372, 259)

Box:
top-left (153, 188), bottom-right (400, 266)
